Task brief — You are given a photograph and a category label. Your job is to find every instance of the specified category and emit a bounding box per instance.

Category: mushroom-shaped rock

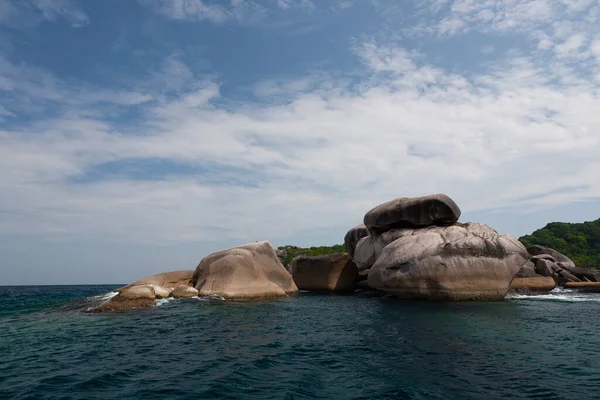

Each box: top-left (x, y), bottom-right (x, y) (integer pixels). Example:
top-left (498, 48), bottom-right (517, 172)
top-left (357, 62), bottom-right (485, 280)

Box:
top-left (90, 285), bottom-right (156, 312)
top-left (170, 285), bottom-right (199, 298)
top-left (291, 253), bottom-right (358, 292)
top-left (527, 246), bottom-right (575, 269)
top-left (191, 241), bottom-right (298, 300)
top-left (344, 224), bottom-right (369, 258)
top-left (363, 194), bottom-right (461, 233)
top-left (367, 223), bottom-right (528, 301)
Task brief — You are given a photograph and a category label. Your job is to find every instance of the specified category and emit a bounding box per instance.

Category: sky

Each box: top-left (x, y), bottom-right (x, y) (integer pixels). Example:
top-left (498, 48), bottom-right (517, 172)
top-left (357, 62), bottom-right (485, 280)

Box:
top-left (1, 0), bottom-right (600, 285)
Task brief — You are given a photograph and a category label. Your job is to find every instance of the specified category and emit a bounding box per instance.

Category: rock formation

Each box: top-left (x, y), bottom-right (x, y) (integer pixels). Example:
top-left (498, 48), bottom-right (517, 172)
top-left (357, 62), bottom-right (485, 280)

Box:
top-left (191, 241), bottom-right (298, 299)
top-left (291, 253), bottom-right (357, 292)
top-left (363, 193), bottom-right (461, 233)
top-left (511, 246), bottom-right (600, 287)
top-left (170, 286), bottom-right (199, 298)
top-left (90, 285), bottom-right (156, 312)
top-left (343, 224), bottom-right (369, 258)
top-left (346, 194), bottom-right (528, 300)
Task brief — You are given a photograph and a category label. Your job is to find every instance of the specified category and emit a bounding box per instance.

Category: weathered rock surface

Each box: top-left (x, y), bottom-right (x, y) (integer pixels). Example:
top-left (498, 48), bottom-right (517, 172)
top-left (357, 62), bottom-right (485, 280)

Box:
top-left (170, 285), bottom-right (199, 298)
top-left (363, 194), bottom-right (461, 233)
top-left (527, 246), bottom-right (576, 269)
top-left (534, 259), bottom-right (556, 277)
top-left (291, 253), bottom-right (357, 292)
top-left (515, 260), bottom-right (537, 278)
top-left (344, 224), bottom-right (369, 258)
top-left (367, 223), bottom-right (528, 301)
top-left (564, 282), bottom-right (600, 292)
top-left (510, 276), bottom-right (556, 292)
top-left (120, 270), bottom-right (194, 291)
top-left (191, 241), bottom-right (298, 299)
top-left (353, 226), bottom-right (440, 271)
top-left (90, 286), bottom-right (156, 312)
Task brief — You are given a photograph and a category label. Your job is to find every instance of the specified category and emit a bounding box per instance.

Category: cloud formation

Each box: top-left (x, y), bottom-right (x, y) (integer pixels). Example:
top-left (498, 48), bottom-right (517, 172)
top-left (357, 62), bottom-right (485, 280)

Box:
top-left (1, 0), bottom-right (599, 251)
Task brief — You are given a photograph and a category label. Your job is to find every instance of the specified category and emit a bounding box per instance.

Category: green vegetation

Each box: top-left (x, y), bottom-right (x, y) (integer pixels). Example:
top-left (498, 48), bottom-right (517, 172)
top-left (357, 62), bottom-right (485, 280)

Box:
top-left (519, 218), bottom-right (600, 269)
top-left (277, 244), bottom-right (346, 266)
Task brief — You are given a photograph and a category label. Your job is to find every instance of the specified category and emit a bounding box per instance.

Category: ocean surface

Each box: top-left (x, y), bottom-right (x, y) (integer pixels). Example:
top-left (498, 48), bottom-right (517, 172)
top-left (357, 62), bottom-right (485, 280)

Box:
top-left (1, 286), bottom-right (600, 400)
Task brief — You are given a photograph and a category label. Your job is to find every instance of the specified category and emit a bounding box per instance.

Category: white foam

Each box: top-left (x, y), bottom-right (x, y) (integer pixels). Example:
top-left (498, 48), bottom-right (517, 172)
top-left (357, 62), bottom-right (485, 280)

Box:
top-left (91, 291), bottom-right (119, 301)
top-left (507, 287), bottom-right (600, 303)
top-left (156, 298), bottom-right (176, 306)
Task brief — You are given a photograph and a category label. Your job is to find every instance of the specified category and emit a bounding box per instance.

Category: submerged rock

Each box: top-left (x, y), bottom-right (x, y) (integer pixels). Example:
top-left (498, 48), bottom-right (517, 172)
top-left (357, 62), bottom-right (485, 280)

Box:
top-left (291, 253), bottom-right (357, 292)
top-left (192, 241), bottom-right (298, 300)
top-left (90, 285), bottom-right (156, 312)
top-left (367, 223), bottom-right (528, 301)
top-left (363, 194), bottom-right (461, 233)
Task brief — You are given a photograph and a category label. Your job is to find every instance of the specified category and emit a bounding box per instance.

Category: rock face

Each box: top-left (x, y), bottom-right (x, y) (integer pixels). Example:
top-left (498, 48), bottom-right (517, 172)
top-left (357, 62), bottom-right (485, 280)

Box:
top-left (291, 253), bottom-right (357, 292)
top-left (343, 224), bottom-right (369, 258)
top-left (90, 286), bottom-right (156, 312)
top-left (363, 194), bottom-right (461, 233)
top-left (527, 246), bottom-right (576, 269)
top-left (170, 285), bottom-right (199, 298)
top-left (121, 270), bottom-right (194, 290)
top-left (510, 276), bottom-right (556, 292)
top-left (367, 223), bottom-right (528, 300)
top-left (191, 241), bottom-right (298, 300)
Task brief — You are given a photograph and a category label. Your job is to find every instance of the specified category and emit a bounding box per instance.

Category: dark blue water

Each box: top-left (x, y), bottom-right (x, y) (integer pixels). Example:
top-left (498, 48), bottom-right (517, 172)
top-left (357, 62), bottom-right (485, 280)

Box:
top-left (1, 286), bottom-right (600, 400)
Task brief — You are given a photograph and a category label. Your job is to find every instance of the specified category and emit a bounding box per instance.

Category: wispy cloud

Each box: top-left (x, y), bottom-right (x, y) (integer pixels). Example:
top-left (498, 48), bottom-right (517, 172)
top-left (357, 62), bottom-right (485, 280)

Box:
top-left (0, 0), bottom-right (89, 28)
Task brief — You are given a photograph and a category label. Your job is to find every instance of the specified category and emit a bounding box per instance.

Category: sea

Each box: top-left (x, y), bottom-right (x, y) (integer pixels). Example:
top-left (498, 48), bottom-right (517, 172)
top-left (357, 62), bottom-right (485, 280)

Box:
top-left (1, 285), bottom-right (600, 400)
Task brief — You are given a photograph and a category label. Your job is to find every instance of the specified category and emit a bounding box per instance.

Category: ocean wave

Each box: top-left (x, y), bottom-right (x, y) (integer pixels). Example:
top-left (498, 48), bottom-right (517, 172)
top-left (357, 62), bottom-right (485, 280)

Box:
top-left (507, 287), bottom-right (600, 303)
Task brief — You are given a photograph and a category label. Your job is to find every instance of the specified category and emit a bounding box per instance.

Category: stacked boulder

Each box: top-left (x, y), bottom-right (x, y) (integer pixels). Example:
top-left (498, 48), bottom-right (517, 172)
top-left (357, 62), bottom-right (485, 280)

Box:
top-left (345, 194), bottom-right (529, 301)
top-left (511, 245), bottom-right (600, 292)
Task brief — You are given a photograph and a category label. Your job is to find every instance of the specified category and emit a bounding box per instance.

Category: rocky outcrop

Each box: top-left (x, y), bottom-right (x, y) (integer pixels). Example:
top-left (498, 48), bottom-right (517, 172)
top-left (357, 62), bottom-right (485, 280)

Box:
top-left (291, 253), bottom-right (357, 292)
top-left (192, 241), bottom-right (298, 300)
top-left (528, 245), bottom-right (576, 269)
top-left (367, 223), bottom-right (528, 300)
top-left (344, 224), bottom-right (369, 258)
top-left (90, 285), bottom-right (156, 312)
top-left (121, 270), bottom-right (194, 289)
top-left (363, 194), bottom-right (461, 233)
top-left (170, 286), bottom-right (199, 298)
top-left (564, 282), bottom-right (600, 292)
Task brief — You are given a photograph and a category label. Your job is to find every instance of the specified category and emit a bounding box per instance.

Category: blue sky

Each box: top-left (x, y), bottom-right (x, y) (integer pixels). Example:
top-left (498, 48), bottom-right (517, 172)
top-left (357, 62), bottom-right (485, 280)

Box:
top-left (1, 0), bottom-right (600, 284)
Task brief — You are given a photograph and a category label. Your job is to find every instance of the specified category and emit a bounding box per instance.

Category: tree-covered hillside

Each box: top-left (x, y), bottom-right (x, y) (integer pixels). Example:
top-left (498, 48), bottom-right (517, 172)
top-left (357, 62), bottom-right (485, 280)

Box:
top-left (519, 218), bottom-right (600, 268)
top-left (277, 245), bottom-right (345, 266)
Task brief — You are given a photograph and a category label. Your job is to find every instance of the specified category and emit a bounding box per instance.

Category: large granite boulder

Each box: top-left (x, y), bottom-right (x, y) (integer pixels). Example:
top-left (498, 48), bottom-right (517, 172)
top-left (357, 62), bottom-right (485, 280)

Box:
top-left (353, 226), bottom-right (441, 271)
top-left (367, 223), bottom-right (528, 300)
top-left (291, 253), bottom-right (358, 292)
top-left (344, 224), bottom-right (369, 258)
top-left (363, 194), bottom-right (461, 233)
top-left (90, 285), bottom-right (156, 312)
top-left (515, 260), bottom-right (537, 278)
top-left (527, 246), bottom-right (576, 269)
top-left (191, 241), bottom-right (298, 299)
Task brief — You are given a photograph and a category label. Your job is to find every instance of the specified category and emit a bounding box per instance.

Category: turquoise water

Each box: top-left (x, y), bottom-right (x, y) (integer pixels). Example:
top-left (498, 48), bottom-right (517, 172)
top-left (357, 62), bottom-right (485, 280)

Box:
top-left (1, 286), bottom-right (600, 399)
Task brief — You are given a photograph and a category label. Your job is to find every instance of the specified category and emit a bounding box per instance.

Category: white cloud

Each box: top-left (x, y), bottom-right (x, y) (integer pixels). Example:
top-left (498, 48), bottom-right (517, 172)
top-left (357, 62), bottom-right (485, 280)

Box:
top-left (0, 0), bottom-right (89, 27)
top-left (2, 33), bottom-right (600, 245)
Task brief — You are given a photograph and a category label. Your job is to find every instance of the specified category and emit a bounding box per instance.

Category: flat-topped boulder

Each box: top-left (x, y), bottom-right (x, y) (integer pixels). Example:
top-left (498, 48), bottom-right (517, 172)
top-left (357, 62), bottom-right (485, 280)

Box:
top-left (344, 224), bottom-right (369, 258)
top-left (564, 282), bottom-right (600, 292)
top-left (363, 194), bottom-right (461, 233)
top-left (170, 285), bottom-right (199, 298)
top-left (291, 253), bottom-right (357, 292)
top-left (90, 285), bottom-right (156, 312)
top-left (510, 276), bottom-right (556, 292)
top-left (367, 223), bottom-right (528, 301)
top-left (191, 241), bottom-right (298, 300)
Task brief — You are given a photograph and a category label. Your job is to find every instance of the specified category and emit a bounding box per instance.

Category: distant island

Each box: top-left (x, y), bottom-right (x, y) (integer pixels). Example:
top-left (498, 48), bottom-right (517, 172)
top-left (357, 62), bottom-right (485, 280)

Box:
top-left (519, 218), bottom-right (600, 269)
